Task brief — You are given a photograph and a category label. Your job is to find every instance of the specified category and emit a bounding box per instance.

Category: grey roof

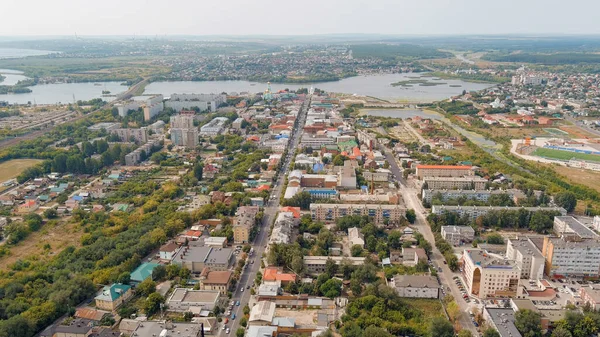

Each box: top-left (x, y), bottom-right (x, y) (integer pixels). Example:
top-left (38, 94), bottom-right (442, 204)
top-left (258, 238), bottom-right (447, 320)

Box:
top-left (392, 275), bottom-right (439, 288)
top-left (555, 216), bottom-right (598, 239)
top-left (40, 318), bottom-right (94, 337)
top-left (508, 238), bottom-right (544, 258)
top-left (206, 247), bottom-right (233, 265)
top-left (485, 308), bottom-right (522, 337)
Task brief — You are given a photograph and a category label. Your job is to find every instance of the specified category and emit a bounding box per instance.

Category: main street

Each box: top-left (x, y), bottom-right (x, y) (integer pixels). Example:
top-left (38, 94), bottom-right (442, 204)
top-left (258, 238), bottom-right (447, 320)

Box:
top-left (382, 146), bottom-right (479, 335)
top-left (220, 96), bottom-right (310, 336)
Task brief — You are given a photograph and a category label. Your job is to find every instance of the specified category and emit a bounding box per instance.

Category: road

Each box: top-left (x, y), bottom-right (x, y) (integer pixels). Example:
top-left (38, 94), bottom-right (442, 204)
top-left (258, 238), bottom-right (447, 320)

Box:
top-left (0, 78), bottom-right (148, 149)
top-left (221, 96), bottom-right (310, 336)
top-left (382, 146), bottom-right (479, 335)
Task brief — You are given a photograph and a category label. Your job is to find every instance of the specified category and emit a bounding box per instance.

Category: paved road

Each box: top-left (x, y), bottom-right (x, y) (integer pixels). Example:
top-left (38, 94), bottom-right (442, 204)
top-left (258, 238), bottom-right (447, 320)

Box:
top-left (220, 97), bottom-right (310, 336)
top-left (382, 145), bottom-right (479, 335)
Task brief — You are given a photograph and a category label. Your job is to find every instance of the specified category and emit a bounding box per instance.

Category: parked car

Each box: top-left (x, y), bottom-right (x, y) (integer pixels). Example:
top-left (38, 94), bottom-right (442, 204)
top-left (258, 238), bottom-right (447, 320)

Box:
top-left (231, 313), bottom-right (236, 320)
top-left (226, 328), bottom-right (230, 334)
top-left (236, 301), bottom-right (240, 306)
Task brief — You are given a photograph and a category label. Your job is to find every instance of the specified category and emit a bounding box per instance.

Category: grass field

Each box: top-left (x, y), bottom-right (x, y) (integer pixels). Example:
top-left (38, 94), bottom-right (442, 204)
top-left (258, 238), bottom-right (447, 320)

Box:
top-left (532, 148), bottom-right (600, 163)
top-left (0, 159), bottom-right (43, 182)
top-left (408, 299), bottom-right (444, 318)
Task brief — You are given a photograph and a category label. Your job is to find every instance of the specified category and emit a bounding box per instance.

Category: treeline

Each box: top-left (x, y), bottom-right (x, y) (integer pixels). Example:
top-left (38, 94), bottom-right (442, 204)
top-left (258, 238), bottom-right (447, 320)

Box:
top-left (428, 208), bottom-right (562, 234)
top-left (483, 52), bottom-right (600, 65)
top-left (350, 44), bottom-right (452, 61)
top-left (0, 182), bottom-right (189, 337)
top-left (436, 100), bottom-right (478, 115)
top-left (434, 233), bottom-right (459, 271)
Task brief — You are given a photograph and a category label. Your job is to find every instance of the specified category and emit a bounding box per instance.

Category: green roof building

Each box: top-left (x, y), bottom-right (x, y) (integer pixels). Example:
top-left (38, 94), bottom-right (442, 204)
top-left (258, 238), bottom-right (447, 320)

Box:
top-left (130, 262), bottom-right (161, 284)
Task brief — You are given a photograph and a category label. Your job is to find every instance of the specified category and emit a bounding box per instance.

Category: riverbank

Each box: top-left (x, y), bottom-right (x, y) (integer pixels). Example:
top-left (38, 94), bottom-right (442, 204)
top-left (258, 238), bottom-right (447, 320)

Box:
top-left (424, 71), bottom-right (508, 84)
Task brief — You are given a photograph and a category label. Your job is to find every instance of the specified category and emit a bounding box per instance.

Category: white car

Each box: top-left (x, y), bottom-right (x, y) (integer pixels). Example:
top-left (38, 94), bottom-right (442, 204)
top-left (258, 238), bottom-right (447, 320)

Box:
top-left (226, 328), bottom-right (231, 334)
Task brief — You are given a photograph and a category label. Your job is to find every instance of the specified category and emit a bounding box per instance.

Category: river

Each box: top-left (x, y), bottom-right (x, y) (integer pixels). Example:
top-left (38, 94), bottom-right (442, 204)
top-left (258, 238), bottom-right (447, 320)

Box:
top-left (0, 48), bottom-right (57, 59)
top-left (0, 82), bottom-right (128, 105)
top-left (144, 73), bottom-right (492, 102)
top-left (0, 69), bottom-right (28, 86)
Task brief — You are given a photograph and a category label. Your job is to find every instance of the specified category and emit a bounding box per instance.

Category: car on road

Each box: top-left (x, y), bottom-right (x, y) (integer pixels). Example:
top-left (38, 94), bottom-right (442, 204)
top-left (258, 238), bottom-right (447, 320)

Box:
top-left (231, 313), bottom-right (236, 320)
top-left (226, 328), bottom-right (230, 334)
top-left (246, 285), bottom-right (250, 289)
top-left (224, 318), bottom-right (229, 324)
top-left (236, 301), bottom-right (240, 306)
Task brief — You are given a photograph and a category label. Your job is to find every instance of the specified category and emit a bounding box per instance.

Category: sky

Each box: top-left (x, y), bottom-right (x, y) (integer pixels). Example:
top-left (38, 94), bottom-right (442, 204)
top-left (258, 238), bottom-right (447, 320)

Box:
top-left (3, 0), bottom-right (600, 36)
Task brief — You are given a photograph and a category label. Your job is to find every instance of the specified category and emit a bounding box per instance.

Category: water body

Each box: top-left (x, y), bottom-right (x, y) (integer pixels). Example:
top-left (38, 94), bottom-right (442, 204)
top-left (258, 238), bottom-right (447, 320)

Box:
top-left (145, 73), bottom-right (492, 102)
top-left (362, 108), bottom-right (498, 148)
top-left (0, 48), bottom-right (57, 59)
top-left (0, 69), bottom-right (28, 86)
top-left (0, 82), bottom-right (128, 105)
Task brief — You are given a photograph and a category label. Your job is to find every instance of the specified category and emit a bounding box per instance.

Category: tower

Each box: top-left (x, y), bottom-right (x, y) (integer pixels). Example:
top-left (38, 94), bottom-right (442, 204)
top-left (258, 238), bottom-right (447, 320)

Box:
top-left (264, 82), bottom-right (273, 101)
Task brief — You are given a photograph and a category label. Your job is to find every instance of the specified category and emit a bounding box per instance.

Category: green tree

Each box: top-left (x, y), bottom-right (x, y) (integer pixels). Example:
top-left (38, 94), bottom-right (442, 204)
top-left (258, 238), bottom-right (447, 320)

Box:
top-left (143, 292), bottom-right (165, 317)
top-left (429, 317), bottom-right (454, 337)
top-left (551, 326), bottom-right (572, 337)
top-left (573, 315), bottom-right (598, 337)
top-left (136, 279), bottom-right (156, 296)
top-left (319, 279), bottom-right (342, 298)
top-left (515, 309), bottom-right (543, 337)
top-left (43, 208), bottom-right (57, 219)
top-left (555, 192), bottom-right (577, 213)
top-left (483, 328), bottom-right (501, 337)
top-left (486, 233), bottom-right (504, 244)
top-left (351, 244), bottom-right (364, 257)
top-left (152, 265), bottom-right (167, 281)
top-left (405, 209), bottom-right (416, 224)
top-left (363, 325), bottom-right (393, 337)
top-left (236, 328), bottom-right (245, 337)
top-left (458, 330), bottom-right (473, 337)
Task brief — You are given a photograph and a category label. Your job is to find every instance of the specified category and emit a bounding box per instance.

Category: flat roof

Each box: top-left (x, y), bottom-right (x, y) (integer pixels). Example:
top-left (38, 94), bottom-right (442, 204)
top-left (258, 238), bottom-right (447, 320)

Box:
top-left (392, 275), bottom-right (439, 288)
top-left (417, 165), bottom-right (473, 169)
top-left (555, 216), bottom-right (598, 239)
top-left (508, 238), bottom-right (543, 258)
top-left (169, 288), bottom-right (220, 304)
top-left (486, 308), bottom-right (522, 337)
top-left (465, 249), bottom-right (517, 269)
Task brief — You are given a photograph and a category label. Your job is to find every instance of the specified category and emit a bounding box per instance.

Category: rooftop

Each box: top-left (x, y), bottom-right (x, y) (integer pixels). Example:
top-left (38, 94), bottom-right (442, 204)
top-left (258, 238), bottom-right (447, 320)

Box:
top-left (169, 288), bottom-right (220, 304)
top-left (391, 275), bottom-right (439, 288)
top-left (485, 308), bottom-right (522, 337)
top-left (464, 249), bottom-right (517, 269)
top-left (508, 238), bottom-right (543, 258)
top-left (95, 283), bottom-right (131, 302)
top-left (249, 301), bottom-right (276, 322)
top-left (130, 262), bottom-right (161, 282)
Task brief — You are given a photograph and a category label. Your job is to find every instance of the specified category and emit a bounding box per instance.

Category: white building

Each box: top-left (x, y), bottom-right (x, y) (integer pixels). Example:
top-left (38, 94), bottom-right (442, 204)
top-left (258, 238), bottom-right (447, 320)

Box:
top-left (431, 205), bottom-right (567, 221)
top-left (348, 227), bottom-right (364, 247)
top-left (388, 275), bottom-right (440, 299)
top-left (115, 100), bottom-right (142, 117)
top-left (200, 117), bottom-right (229, 136)
top-left (506, 238), bottom-right (544, 280)
top-left (421, 189), bottom-right (525, 204)
top-left (542, 236), bottom-right (600, 278)
top-left (422, 176), bottom-right (488, 190)
top-left (166, 93), bottom-right (226, 113)
top-left (166, 288), bottom-right (220, 313)
top-left (462, 249), bottom-right (521, 298)
top-left (553, 216), bottom-right (598, 239)
top-left (441, 225), bottom-right (475, 245)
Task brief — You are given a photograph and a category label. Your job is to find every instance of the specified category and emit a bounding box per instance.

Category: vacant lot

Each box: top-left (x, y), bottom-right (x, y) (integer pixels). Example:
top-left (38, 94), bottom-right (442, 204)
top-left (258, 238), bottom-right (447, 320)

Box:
top-left (0, 159), bottom-right (43, 182)
top-left (532, 148), bottom-right (600, 163)
top-left (552, 165), bottom-right (600, 194)
top-left (0, 219), bottom-right (82, 270)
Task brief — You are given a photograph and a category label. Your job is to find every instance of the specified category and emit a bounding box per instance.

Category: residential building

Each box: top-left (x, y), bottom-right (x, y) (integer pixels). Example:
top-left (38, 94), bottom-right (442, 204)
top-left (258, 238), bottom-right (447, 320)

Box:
top-left (167, 288), bottom-right (220, 313)
top-left (303, 256), bottom-right (365, 274)
top-left (388, 275), bottom-right (440, 299)
top-left (415, 165), bottom-right (474, 179)
top-left (263, 267), bottom-right (297, 285)
top-left (348, 227), bottom-right (364, 247)
top-left (553, 216), bottom-right (598, 239)
top-left (201, 236), bottom-right (228, 248)
top-left (310, 203), bottom-right (406, 225)
top-left (363, 169), bottom-right (391, 182)
top-left (270, 212), bottom-right (296, 245)
top-left (462, 249), bottom-right (521, 298)
top-left (484, 308), bottom-right (522, 337)
top-left (140, 95), bottom-right (165, 121)
top-left (246, 326), bottom-right (278, 337)
top-left (170, 113), bottom-right (196, 129)
top-left (17, 199), bottom-right (39, 214)
top-left (171, 128), bottom-right (199, 148)
top-left (441, 225), bottom-right (475, 245)
top-left (172, 244), bottom-right (234, 272)
top-left (94, 283), bottom-right (132, 311)
top-left (431, 205), bottom-right (567, 221)
top-left (506, 238), bottom-right (545, 279)
top-left (421, 189), bottom-right (526, 204)
top-left (579, 286), bottom-right (600, 310)
top-left (159, 242), bottom-right (180, 260)
top-left (337, 161), bottom-right (357, 188)
top-left (258, 280), bottom-right (281, 297)
top-left (233, 206), bottom-right (259, 244)
top-left (165, 93), bottom-right (226, 113)
top-left (232, 117), bottom-right (244, 130)
top-left (40, 318), bottom-right (95, 337)
top-left (401, 247), bottom-right (428, 266)
top-left (541, 236), bottom-right (600, 278)
top-left (198, 267), bottom-right (233, 295)
top-left (422, 176), bottom-right (488, 190)
top-left (110, 128), bottom-right (148, 143)
top-left (200, 117), bottom-right (229, 136)
top-left (115, 100), bottom-right (142, 117)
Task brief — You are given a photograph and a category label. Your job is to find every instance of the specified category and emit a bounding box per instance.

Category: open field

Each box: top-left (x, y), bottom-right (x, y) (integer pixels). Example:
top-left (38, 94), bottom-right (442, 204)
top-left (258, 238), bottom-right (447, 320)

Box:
top-left (559, 125), bottom-right (599, 139)
top-left (408, 299), bottom-right (444, 318)
top-left (0, 159), bottom-right (43, 182)
top-left (532, 148), bottom-right (600, 163)
top-left (551, 165), bottom-right (600, 195)
top-left (0, 220), bottom-right (82, 270)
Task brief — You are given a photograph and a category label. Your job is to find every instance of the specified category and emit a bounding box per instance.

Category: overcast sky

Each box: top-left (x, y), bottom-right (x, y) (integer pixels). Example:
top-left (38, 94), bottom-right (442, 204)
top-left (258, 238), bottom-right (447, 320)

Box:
top-left (3, 0), bottom-right (600, 36)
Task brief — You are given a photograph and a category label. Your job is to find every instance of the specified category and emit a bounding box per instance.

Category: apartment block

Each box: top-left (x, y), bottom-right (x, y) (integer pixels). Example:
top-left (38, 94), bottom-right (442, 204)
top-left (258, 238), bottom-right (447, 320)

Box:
top-left (553, 216), bottom-right (598, 239)
top-left (422, 176), bottom-right (488, 190)
top-left (110, 128), bottom-right (148, 143)
top-left (541, 236), bottom-right (600, 278)
top-left (421, 189), bottom-right (525, 204)
top-left (415, 165), bottom-right (475, 179)
top-left (388, 275), bottom-right (440, 299)
top-left (506, 238), bottom-right (545, 279)
top-left (431, 205), bottom-right (567, 221)
top-left (233, 206), bottom-right (260, 244)
top-left (165, 93), bottom-right (226, 113)
top-left (462, 249), bottom-right (520, 298)
top-left (200, 117), bottom-right (229, 136)
top-left (303, 256), bottom-right (365, 274)
top-left (310, 203), bottom-right (405, 224)
top-left (171, 128), bottom-right (199, 148)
